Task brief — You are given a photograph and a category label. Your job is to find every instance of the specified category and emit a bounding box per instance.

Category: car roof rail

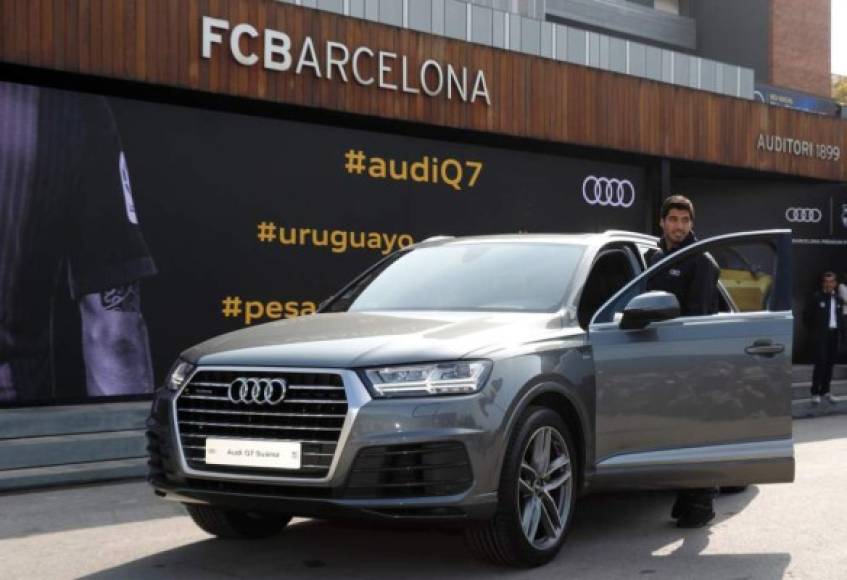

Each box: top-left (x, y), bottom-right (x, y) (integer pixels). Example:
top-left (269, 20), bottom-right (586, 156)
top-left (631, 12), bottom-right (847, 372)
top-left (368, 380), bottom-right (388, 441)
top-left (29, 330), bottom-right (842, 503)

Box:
top-left (602, 229), bottom-right (657, 241)
top-left (419, 235), bottom-right (455, 243)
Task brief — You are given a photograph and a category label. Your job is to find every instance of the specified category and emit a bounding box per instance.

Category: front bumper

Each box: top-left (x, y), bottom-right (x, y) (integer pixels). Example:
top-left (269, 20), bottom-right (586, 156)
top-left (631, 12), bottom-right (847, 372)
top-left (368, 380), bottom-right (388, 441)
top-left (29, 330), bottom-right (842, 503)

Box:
top-left (147, 367), bottom-right (504, 522)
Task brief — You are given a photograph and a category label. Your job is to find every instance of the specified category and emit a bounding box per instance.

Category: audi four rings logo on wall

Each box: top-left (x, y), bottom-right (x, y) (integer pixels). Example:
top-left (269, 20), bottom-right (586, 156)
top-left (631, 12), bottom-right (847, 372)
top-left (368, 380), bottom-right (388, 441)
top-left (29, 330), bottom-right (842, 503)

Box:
top-left (784, 207), bottom-right (823, 223)
top-left (582, 176), bottom-right (636, 208)
top-left (228, 377), bottom-right (288, 405)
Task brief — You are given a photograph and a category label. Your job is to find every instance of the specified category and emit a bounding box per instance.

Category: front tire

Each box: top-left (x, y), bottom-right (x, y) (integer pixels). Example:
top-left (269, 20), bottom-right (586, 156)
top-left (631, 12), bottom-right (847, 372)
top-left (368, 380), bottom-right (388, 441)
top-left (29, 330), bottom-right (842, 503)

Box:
top-left (465, 407), bottom-right (577, 567)
top-left (185, 503), bottom-right (291, 539)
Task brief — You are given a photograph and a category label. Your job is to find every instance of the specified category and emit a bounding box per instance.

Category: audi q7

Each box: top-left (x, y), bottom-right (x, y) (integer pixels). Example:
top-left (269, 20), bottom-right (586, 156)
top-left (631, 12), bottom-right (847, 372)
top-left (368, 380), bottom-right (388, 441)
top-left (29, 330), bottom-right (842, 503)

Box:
top-left (147, 229), bottom-right (795, 567)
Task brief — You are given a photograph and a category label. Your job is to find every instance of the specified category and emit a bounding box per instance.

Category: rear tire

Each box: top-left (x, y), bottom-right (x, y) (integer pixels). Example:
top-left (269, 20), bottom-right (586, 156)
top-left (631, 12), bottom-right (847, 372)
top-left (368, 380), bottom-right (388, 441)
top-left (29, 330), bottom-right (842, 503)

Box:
top-left (465, 407), bottom-right (578, 567)
top-left (185, 503), bottom-right (291, 539)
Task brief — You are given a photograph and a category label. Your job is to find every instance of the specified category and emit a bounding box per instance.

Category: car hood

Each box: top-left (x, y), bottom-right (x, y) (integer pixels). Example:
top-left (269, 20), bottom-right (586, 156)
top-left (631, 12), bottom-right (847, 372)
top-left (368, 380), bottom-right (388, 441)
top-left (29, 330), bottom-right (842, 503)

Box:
top-left (183, 310), bottom-right (572, 368)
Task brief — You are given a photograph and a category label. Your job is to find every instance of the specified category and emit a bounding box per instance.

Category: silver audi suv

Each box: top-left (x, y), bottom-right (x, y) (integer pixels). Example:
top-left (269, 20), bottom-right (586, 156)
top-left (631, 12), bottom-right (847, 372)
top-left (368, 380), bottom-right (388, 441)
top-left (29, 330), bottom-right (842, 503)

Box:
top-left (147, 230), bottom-right (795, 567)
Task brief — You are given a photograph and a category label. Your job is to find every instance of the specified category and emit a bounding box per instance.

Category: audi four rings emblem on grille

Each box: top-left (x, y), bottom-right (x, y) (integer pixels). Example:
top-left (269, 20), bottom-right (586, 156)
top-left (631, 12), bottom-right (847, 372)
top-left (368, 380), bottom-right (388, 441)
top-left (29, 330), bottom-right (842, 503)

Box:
top-left (785, 207), bottom-right (822, 223)
top-left (228, 377), bottom-right (288, 405)
top-left (582, 176), bottom-right (636, 208)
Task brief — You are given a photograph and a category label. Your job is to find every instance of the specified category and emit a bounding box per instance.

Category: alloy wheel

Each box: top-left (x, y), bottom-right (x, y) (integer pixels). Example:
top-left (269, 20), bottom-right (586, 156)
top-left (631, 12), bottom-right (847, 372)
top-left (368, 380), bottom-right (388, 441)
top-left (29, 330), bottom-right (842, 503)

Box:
top-left (516, 425), bottom-right (573, 550)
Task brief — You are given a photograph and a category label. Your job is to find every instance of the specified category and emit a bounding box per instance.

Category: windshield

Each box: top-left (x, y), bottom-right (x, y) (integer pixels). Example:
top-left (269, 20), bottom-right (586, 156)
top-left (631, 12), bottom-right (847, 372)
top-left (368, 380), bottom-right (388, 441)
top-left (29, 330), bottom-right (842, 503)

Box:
top-left (327, 242), bottom-right (585, 313)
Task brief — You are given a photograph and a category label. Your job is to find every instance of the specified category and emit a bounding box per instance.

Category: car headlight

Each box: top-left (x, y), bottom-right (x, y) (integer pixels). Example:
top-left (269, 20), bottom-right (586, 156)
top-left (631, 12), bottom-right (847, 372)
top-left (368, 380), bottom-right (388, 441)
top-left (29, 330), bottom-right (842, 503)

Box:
top-left (165, 360), bottom-right (195, 391)
top-left (364, 361), bottom-right (492, 398)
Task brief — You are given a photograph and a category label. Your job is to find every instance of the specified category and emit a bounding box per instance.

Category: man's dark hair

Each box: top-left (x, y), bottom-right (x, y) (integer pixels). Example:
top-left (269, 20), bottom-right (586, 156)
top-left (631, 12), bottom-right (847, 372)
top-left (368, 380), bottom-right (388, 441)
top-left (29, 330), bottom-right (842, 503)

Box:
top-left (822, 271), bottom-right (837, 281)
top-left (660, 195), bottom-right (695, 220)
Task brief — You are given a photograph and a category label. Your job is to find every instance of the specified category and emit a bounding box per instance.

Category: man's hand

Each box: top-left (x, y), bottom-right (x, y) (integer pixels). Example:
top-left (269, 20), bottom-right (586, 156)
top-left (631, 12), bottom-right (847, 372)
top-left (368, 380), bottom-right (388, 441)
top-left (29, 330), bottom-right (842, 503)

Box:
top-left (79, 283), bottom-right (154, 396)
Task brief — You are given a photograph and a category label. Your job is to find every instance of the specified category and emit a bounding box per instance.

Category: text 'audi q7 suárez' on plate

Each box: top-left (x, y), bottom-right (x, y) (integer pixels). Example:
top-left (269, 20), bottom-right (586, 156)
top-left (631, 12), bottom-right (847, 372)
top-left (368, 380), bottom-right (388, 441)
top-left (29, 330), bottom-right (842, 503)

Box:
top-left (148, 230), bottom-right (795, 567)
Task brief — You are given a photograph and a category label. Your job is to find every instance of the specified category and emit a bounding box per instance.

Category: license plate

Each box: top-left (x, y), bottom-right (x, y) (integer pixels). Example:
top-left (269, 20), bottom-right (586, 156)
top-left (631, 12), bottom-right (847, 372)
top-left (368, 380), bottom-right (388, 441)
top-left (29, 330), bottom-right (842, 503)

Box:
top-left (204, 438), bottom-right (301, 469)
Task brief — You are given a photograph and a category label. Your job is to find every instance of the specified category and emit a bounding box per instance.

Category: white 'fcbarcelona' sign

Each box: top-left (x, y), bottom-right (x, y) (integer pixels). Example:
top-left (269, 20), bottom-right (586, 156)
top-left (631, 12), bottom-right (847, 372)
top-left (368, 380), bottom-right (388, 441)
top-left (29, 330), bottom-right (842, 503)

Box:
top-left (201, 16), bottom-right (492, 106)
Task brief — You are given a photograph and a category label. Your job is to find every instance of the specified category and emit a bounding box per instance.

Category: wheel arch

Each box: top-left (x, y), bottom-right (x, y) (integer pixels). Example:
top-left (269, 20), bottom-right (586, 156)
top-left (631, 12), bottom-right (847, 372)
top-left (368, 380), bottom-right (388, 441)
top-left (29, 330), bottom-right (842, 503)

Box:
top-left (495, 377), bottom-right (592, 494)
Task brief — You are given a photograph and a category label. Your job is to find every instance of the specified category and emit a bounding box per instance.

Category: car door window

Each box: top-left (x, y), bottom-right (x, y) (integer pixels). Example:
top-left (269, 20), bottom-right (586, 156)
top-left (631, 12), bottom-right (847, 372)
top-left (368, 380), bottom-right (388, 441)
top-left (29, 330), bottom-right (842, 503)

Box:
top-left (710, 244), bottom-right (777, 313)
top-left (592, 232), bottom-right (790, 325)
top-left (577, 247), bottom-right (638, 328)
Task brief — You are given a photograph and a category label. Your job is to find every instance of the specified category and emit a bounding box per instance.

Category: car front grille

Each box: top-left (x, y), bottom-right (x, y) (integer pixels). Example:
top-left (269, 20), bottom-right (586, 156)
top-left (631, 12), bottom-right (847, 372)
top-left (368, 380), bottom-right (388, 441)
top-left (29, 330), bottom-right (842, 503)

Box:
top-left (175, 368), bottom-right (348, 478)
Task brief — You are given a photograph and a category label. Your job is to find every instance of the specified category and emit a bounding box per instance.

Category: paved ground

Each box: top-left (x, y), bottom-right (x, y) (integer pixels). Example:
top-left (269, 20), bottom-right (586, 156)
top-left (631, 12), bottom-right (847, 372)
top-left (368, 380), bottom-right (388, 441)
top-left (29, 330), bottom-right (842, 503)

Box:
top-left (1, 416), bottom-right (845, 580)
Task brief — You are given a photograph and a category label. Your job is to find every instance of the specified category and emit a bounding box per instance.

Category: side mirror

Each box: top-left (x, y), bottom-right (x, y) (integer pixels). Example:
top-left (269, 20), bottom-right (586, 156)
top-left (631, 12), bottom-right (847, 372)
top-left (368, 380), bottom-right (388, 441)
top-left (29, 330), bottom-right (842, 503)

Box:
top-left (620, 291), bottom-right (680, 330)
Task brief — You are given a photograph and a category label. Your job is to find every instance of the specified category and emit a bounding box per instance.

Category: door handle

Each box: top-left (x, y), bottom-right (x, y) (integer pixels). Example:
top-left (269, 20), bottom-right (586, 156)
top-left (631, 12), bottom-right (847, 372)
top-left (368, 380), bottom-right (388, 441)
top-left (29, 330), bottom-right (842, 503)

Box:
top-left (745, 339), bottom-right (784, 356)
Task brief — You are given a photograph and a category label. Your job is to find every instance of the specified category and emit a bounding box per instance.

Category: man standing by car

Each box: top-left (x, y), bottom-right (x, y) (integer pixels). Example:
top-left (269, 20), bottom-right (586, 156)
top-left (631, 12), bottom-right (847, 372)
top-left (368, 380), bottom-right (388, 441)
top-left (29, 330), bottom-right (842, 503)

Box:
top-left (647, 195), bottom-right (720, 529)
top-left (647, 195), bottom-right (719, 316)
top-left (805, 271), bottom-right (843, 404)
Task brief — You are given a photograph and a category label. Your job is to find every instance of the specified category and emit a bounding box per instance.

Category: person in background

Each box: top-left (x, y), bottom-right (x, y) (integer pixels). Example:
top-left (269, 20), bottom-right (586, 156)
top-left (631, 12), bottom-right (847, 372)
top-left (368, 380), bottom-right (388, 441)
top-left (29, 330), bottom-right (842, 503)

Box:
top-left (805, 271), bottom-right (843, 404)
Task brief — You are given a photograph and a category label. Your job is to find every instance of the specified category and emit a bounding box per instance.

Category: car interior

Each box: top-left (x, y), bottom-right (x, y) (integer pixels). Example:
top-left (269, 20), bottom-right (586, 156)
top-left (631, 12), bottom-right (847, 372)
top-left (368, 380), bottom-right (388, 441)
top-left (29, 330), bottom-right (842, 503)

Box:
top-left (582, 242), bottom-right (744, 327)
top-left (578, 248), bottom-right (638, 328)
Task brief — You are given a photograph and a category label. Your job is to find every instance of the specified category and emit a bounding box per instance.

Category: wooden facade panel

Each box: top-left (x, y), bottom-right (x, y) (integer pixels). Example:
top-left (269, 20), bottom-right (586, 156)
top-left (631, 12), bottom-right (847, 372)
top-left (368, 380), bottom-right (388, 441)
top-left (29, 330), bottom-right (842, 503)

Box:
top-left (118, 0), bottom-right (131, 78)
top-left (140, 1), bottom-right (152, 80)
top-left (167, 0), bottom-right (179, 86)
top-left (27, 0), bottom-right (39, 64)
top-left (102, 0), bottom-right (113, 76)
top-left (177, 0), bottom-right (188, 87)
top-left (90, 0), bottom-right (101, 76)
top-left (0, 0), bottom-right (844, 181)
top-left (39, 0), bottom-right (53, 67)
top-left (0, 3), bottom-right (9, 59)
top-left (115, 0), bottom-right (127, 77)
top-left (52, 0), bottom-right (66, 69)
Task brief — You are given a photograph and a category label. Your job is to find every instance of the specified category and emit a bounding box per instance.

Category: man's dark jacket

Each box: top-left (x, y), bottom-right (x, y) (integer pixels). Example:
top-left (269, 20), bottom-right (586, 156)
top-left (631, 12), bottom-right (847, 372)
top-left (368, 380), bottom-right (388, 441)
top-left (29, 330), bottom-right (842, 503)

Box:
top-left (647, 232), bottom-right (719, 316)
top-left (803, 290), bottom-right (844, 342)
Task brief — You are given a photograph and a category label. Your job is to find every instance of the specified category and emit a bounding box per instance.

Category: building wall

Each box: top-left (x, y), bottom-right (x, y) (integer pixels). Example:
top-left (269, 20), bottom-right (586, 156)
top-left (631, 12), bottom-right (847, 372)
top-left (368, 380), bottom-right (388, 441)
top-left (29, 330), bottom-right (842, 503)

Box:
top-left (770, 0), bottom-right (831, 96)
top-left (284, 0), bottom-right (753, 98)
top-left (544, 0), bottom-right (696, 50)
top-left (0, 0), bottom-right (844, 181)
top-left (653, 0), bottom-right (679, 15)
top-left (692, 0), bottom-right (770, 85)
top-left (466, 0), bottom-right (546, 20)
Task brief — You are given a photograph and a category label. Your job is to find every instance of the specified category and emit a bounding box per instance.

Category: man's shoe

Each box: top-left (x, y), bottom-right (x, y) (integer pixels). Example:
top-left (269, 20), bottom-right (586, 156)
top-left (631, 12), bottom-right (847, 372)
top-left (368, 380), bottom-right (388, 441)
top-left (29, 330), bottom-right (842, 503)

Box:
top-left (676, 510), bottom-right (715, 529)
top-left (672, 491), bottom-right (715, 528)
top-left (812, 395), bottom-right (822, 404)
top-left (671, 497), bottom-right (682, 519)
top-left (826, 394), bottom-right (837, 404)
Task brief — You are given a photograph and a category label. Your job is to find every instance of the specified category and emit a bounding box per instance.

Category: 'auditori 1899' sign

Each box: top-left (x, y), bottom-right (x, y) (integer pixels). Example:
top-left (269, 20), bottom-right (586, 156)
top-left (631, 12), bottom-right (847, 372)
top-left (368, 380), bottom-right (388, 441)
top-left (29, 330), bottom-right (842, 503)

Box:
top-left (756, 133), bottom-right (841, 162)
top-left (201, 16), bottom-right (492, 106)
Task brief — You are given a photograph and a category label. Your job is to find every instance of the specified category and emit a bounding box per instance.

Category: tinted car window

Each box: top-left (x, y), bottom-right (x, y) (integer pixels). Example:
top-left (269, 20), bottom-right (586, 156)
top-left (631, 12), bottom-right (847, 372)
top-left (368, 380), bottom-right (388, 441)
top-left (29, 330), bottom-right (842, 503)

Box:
top-left (593, 237), bottom-right (782, 324)
top-left (577, 248), bottom-right (638, 327)
top-left (710, 243), bottom-right (777, 312)
top-left (338, 243), bottom-right (585, 312)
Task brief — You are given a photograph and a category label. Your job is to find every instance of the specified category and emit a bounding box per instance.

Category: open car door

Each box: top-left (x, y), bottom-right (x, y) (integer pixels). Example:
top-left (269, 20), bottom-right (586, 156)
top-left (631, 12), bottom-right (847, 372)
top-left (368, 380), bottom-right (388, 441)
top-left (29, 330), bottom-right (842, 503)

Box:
top-left (588, 230), bottom-right (794, 489)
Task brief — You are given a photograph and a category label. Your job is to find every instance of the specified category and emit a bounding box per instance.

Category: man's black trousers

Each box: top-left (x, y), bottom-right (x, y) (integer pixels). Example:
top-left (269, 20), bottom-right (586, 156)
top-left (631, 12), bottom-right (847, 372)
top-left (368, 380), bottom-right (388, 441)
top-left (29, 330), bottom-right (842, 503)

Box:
top-left (811, 329), bottom-right (840, 396)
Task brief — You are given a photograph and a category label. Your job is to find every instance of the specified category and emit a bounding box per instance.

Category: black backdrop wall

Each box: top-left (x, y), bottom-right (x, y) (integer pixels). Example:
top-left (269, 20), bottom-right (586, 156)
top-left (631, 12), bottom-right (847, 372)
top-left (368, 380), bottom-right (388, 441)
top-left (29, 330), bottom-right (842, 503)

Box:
top-left (4, 80), bottom-right (647, 405)
top-left (8, 78), bottom-right (841, 407)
